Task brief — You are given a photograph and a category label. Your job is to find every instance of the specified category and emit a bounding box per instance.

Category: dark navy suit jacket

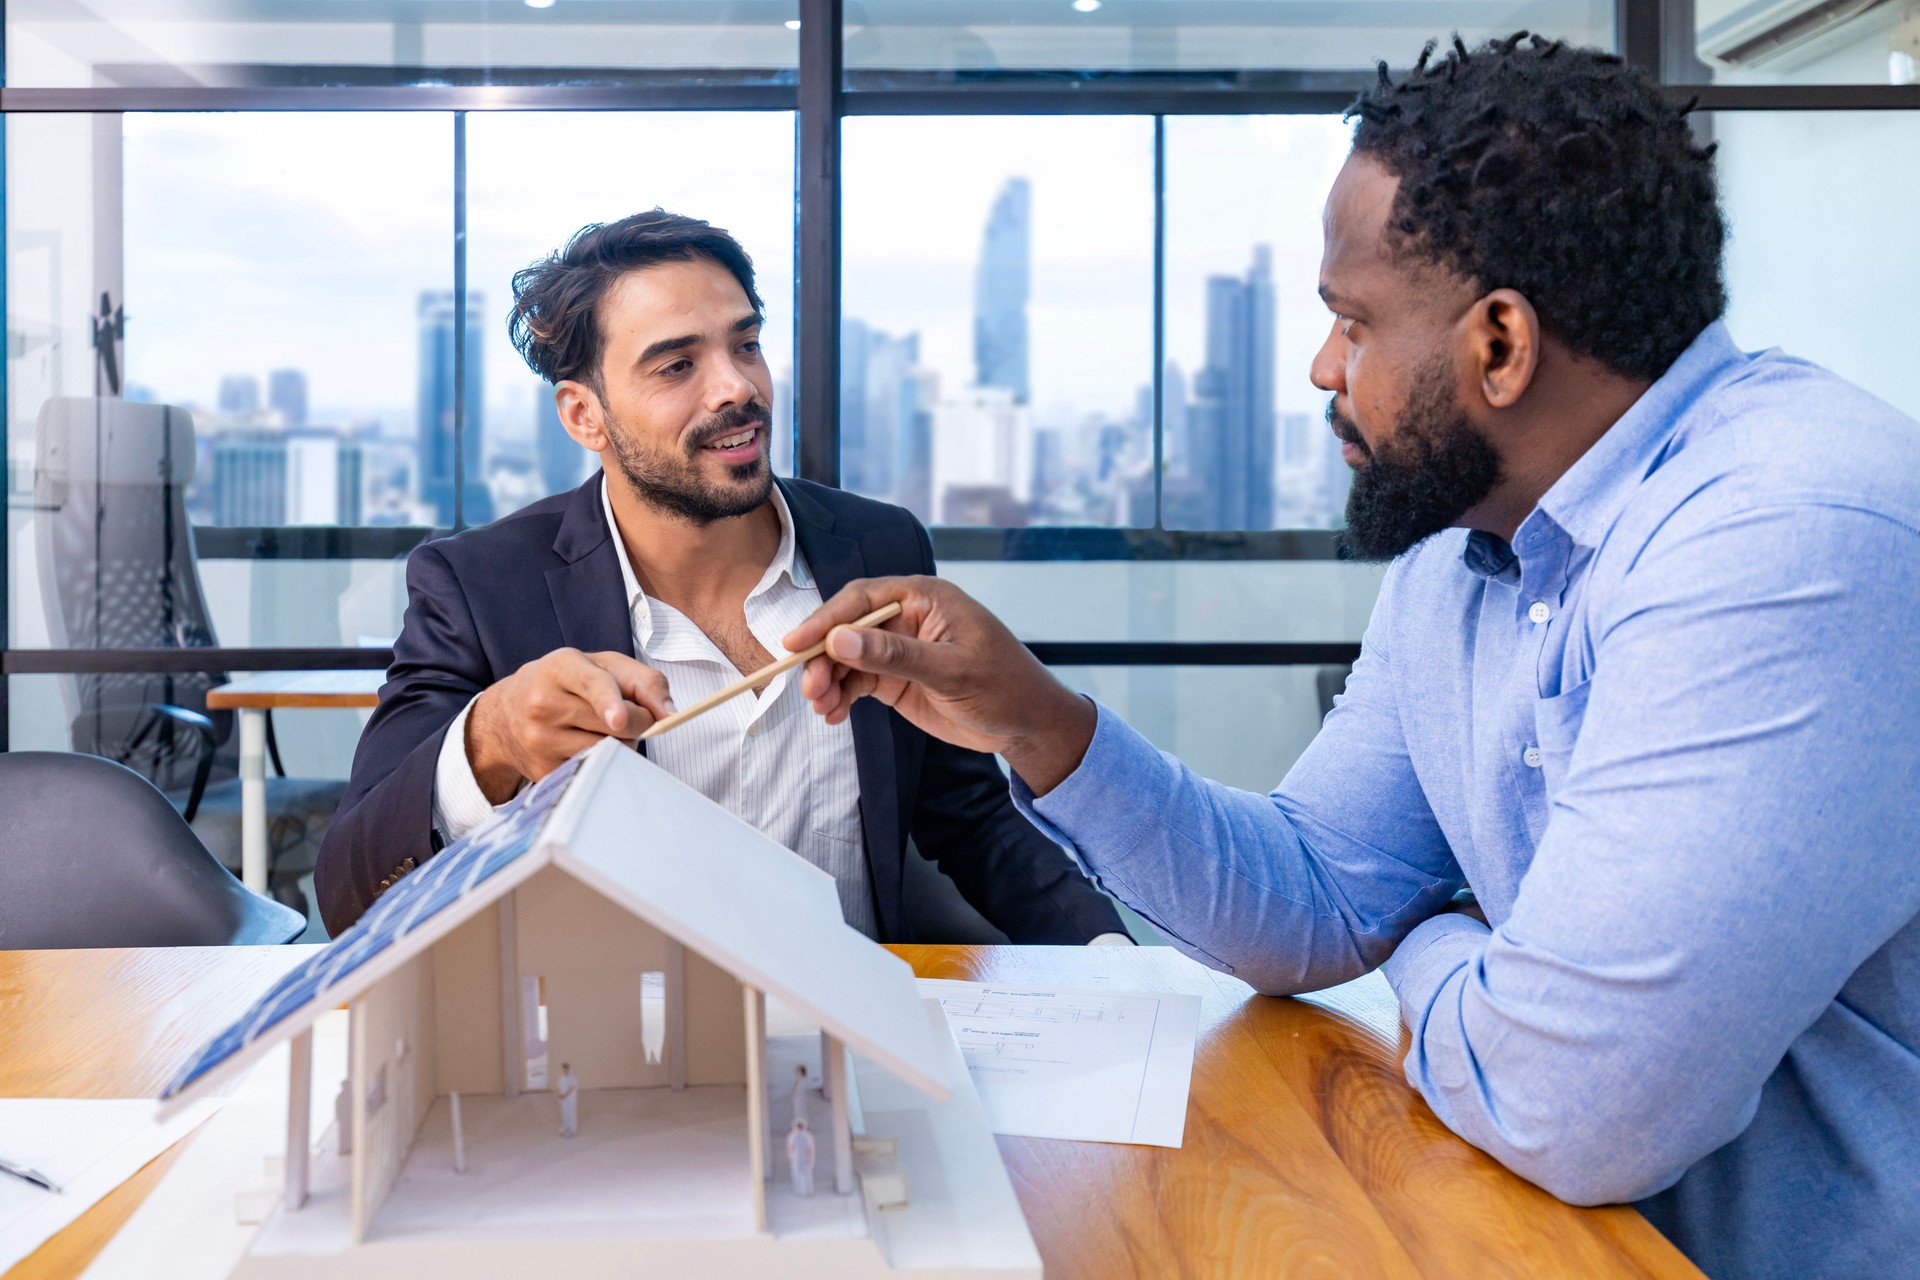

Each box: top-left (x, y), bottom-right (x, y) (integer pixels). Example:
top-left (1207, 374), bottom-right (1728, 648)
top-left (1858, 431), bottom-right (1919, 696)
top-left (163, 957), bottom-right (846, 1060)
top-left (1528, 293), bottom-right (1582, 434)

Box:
top-left (315, 476), bottom-right (1124, 944)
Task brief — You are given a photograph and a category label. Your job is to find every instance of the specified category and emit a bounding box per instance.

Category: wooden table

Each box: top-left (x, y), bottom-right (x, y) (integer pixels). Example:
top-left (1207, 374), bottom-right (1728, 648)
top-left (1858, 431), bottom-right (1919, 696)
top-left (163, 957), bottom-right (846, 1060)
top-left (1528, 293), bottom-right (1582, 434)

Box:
top-left (0, 944), bottom-right (1701, 1279)
top-left (205, 671), bottom-right (384, 894)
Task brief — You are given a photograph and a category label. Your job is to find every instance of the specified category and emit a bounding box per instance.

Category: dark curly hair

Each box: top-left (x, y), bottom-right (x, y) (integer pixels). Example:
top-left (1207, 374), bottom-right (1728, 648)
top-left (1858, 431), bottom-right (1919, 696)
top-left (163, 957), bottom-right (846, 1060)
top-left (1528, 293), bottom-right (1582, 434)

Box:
top-left (508, 209), bottom-right (763, 393)
top-left (1347, 32), bottom-right (1725, 382)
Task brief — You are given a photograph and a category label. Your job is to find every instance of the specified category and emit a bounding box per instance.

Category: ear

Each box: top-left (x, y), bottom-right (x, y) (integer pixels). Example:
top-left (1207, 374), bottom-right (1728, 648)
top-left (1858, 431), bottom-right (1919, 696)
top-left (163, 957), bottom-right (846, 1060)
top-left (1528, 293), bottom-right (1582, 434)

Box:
top-left (1464, 288), bottom-right (1541, 410)
top-left (555, 380), bottom-right (609, 452)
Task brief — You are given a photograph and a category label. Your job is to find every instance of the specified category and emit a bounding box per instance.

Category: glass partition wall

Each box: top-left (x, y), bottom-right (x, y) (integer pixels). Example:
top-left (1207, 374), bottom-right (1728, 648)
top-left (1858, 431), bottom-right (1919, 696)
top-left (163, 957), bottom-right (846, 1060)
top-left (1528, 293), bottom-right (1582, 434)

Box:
top-left (4, 0), bottom-right (1912, 804)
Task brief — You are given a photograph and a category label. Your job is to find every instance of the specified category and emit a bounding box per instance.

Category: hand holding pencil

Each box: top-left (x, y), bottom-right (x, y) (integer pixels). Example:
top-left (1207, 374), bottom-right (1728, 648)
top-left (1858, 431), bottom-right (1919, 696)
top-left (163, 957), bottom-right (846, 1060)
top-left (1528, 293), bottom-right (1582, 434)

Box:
top-left (781, 576), bottom-right (1098, 797)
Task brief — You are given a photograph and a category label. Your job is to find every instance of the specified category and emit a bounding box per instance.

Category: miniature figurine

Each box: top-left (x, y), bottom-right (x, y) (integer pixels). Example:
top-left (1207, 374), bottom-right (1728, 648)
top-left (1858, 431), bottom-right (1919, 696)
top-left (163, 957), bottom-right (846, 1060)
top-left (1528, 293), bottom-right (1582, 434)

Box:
top-left (557, 1063), bottom-right (578, 1138)
top-left (334, 1079), bottom-right (352, 1155)
top-left (789, 1062), bottom-right (811, 1128)
top-left (787, 1118), bottom-right (816, 1197)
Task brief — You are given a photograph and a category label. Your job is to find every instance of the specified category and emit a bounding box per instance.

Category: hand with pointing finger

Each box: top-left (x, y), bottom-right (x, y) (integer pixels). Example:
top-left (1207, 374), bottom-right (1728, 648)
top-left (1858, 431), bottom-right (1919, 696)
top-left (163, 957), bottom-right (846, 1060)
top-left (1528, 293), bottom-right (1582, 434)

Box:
top-left (465, 648), bottom-right (674, 803)
top-left (783, 576), bottom-right (1098, 796)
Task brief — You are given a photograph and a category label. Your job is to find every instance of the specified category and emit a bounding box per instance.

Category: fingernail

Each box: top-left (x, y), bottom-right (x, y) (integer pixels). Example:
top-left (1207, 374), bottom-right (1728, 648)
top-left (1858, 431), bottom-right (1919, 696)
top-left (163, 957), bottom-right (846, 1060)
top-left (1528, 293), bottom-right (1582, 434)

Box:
top-left (664, 698), bottom-right (678, 712)
top-left (829, 628), bottom-right (863, 661)
top-left (605, 708), bottom-right (622, 730)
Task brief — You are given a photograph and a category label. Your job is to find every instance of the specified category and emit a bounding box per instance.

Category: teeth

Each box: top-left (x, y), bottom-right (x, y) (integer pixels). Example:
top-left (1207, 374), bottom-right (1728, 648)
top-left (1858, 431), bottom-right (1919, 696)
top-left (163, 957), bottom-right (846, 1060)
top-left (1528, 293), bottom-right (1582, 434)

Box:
top-left (709, 430), bottom-right (755, 449)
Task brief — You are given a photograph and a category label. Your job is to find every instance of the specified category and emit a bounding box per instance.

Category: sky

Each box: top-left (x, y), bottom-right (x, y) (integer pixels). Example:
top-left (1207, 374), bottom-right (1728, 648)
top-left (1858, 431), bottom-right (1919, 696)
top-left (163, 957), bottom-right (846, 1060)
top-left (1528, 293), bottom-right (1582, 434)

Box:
top-left (115, 108), bottom-right (1359, 445)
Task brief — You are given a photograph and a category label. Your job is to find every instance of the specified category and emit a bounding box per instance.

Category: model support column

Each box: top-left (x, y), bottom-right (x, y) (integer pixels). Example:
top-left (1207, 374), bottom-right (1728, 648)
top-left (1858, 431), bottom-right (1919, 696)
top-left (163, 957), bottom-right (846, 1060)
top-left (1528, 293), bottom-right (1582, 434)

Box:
top-left (348, 999), bottom-right (370, 1243)
top-left (497, 892), bottom-right (521, 1097)
top-left (238, 709), bottom-right (268, 893)
top-left (821, 1032), bottom-right (855, 1196)
top-left (285, 1028), bottom-right (313, 1211)
top-left (666, 940), bottom-right (687, 1090)
top-left (742, 984), bottom-right (768, 1232)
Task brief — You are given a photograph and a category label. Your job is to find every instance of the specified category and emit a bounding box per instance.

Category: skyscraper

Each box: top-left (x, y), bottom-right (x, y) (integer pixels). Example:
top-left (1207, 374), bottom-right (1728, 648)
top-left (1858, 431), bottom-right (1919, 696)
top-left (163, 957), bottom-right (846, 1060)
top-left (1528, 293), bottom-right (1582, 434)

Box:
top-left (269, 368), bottom-right (308, 427)
top-left (841, 317), bottom-right (928, 506)
top-left (218, 374), bottom-right (261, 417)
top-left (212, 430), bottom-right (286, 525)
top-left (417, 290), bottom-right (491, 527)
top-left (973, 177), bottom-right (1031, 405)
top-left (1185, 246), bottom-right (1276, 530)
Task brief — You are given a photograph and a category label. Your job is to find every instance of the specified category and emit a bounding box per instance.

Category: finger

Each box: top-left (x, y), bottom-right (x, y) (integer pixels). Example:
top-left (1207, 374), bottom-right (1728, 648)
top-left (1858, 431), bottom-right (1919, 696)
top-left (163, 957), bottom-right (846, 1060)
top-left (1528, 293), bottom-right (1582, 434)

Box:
top-left (822, 616), bottom-right (949, 688)
top-left (553, 651), bottom-right (643, 734)
top-left (587, 651), bottom-right (676, 722)
top-left (783, 578), bottom-right (915, 653)
top-left (527, 728), bottom-right (610, 777)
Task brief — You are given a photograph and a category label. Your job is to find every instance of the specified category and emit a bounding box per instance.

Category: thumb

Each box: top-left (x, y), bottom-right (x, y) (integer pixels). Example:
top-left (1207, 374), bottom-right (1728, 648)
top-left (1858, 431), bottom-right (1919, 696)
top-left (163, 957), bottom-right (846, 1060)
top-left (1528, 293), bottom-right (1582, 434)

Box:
top-left (826, 621), bottom-right (948, 688)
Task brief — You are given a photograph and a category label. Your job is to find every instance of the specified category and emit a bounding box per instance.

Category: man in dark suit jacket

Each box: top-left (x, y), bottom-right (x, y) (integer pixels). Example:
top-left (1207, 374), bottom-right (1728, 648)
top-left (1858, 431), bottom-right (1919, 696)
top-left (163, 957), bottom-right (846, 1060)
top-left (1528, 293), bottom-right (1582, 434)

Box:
top-left (315, 210), bottom-right (1125, 946)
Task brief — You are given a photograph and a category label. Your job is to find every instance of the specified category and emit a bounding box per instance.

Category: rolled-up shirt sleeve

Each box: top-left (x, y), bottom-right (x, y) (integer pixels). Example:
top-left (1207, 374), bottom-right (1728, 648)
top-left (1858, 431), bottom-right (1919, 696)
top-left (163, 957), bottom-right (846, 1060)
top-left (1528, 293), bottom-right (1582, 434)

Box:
top-left (1013, 565), bottom-right (1466, 994)
top-left (1384, 502), bottom-right (1920, 1206)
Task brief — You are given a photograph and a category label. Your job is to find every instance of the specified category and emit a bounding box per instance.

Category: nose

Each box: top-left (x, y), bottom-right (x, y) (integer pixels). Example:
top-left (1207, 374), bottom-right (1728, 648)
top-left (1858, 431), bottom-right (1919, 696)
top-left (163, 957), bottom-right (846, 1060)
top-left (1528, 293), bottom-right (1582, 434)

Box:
top-left (1310, 318), bottom-right (1347, 396)
top-left (702, 352), bottom-right (758, 412)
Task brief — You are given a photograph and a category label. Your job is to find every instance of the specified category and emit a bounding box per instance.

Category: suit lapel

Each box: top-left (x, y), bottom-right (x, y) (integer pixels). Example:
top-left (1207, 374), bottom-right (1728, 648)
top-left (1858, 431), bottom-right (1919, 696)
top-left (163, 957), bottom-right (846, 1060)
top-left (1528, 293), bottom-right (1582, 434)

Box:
top-left (545, 474), bottom-right (636, 660)
top-left (783, 481), bottom-right (905, 941)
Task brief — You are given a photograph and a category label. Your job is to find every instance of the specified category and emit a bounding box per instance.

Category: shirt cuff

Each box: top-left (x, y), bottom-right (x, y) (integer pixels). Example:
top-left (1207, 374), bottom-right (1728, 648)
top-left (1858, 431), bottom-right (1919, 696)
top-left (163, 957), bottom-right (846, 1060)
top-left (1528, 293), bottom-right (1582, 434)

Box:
top-left (1087, 932), bottom-right (1135, 947)
top-left (433, 695), bottom-right (519, 844)
top-left (1379, 911), bottom-right (1489, 1027)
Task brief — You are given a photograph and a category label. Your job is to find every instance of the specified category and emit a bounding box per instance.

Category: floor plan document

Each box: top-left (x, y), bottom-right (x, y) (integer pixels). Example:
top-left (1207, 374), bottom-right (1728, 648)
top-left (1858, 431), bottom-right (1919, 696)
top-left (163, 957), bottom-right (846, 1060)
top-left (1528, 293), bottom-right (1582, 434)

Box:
top-left (917, 979), bottom-right (1199, 1147)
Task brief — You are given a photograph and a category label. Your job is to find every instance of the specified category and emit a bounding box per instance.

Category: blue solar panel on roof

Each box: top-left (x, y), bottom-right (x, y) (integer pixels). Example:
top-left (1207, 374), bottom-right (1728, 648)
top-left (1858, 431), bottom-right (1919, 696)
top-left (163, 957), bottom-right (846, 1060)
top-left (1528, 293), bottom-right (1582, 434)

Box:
top-left (161, 751), bottom-right (588, 1100)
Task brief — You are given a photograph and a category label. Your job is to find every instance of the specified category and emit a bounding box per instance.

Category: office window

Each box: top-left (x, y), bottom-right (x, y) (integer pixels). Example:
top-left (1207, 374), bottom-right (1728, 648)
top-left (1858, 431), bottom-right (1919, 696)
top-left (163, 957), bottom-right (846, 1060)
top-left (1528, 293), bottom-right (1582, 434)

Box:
top-left (841, 115), bottom-right (1156, 528)
top-left (844, 0), bottom-right (1611, 74)
top-left (116, 112), bottom-right (455, 530)
top-left (1679, 0), bottom-right (1920, 86)
top-left (1162, 115), bottom-right (1353, 531)
top-left (5, 0), bottom-right (800, 88)
top-left (465, 112), bottom-right (798, 520)
top-left (1711, 111), bottom-right (1920, 421)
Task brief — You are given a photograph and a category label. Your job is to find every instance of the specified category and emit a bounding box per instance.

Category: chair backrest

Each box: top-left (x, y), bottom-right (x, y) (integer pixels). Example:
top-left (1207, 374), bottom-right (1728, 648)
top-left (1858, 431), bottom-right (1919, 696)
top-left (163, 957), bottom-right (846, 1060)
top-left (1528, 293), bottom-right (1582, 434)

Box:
top-left (0, 752), bottom-right (304, 948)
top-left (33, 397), bottom-right (231, 791)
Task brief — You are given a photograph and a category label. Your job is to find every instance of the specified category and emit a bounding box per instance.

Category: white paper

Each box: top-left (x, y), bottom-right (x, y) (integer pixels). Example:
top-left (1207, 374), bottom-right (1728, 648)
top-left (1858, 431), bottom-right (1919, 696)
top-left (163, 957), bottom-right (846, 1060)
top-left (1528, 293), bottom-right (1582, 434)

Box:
top-left (82, 1012), bottom-right (349, 1280)
top-left (0, 1097), bottom-right (224, 1272)
top-left (918, 979), bottom-right (1200, 1147)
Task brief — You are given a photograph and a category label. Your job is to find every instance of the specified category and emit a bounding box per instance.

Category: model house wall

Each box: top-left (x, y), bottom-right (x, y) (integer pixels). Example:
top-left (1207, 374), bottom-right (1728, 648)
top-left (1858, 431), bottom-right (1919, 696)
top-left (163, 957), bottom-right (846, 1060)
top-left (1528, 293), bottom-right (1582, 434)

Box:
top-left (349, 952), bottom-right (436, 1240)
top-left (513, 865), bottom-right (747, 1091)
top-left (431, 903), bottom-right (507, 1097)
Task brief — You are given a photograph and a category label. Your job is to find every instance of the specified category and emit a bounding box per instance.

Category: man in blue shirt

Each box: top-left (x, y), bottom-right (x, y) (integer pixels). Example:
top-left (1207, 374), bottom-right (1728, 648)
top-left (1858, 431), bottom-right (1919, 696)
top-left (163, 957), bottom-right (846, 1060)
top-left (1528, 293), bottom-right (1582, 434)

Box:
top-left (786, 34), bottom-right (1920, 1279)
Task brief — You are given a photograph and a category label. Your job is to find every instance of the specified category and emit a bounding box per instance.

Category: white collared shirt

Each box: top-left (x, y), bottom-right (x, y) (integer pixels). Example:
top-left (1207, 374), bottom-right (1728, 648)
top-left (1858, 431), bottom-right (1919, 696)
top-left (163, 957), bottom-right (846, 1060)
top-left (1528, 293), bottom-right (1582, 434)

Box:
top-left (433, 474), bottom-right (877, 937)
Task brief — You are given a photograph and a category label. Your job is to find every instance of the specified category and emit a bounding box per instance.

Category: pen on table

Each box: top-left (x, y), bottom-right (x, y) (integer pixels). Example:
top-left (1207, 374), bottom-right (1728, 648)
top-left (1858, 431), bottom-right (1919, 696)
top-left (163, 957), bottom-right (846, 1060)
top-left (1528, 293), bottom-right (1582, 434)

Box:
top-left (0, 1155), bottom-right (62, 1193)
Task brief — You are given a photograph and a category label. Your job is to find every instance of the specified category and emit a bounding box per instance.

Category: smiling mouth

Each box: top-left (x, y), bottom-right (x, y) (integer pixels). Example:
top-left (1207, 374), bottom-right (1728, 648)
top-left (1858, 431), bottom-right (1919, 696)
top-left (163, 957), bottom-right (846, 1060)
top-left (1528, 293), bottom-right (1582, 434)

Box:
top-left (703, 428), bottom-right (759, 451)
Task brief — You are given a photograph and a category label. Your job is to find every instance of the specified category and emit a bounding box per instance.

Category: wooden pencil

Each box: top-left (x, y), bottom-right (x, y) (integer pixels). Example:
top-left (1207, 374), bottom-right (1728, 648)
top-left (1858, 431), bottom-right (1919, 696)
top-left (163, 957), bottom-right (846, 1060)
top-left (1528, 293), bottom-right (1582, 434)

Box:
top-left (637, 601), bottom-right (903, 740)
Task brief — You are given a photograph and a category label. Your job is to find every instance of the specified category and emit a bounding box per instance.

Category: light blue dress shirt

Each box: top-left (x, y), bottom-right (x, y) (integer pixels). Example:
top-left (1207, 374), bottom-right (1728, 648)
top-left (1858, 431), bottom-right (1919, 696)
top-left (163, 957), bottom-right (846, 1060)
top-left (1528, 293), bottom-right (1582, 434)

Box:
top-left (1016, 323), bottom-right (1920, 1278)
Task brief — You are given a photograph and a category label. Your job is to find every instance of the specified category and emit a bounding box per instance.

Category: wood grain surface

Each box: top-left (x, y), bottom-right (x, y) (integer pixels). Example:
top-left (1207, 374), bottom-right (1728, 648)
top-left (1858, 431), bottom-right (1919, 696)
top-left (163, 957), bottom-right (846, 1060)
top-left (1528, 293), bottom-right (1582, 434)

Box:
top-left (205, 671), bottom-right (382, 710)
top-left (1, 944), bottom-right (1702, 1279)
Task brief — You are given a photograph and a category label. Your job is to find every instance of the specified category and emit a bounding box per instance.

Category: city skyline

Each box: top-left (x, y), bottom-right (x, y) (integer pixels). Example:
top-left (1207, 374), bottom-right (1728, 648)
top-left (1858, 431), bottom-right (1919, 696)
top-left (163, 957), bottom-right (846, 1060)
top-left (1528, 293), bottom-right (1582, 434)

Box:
top-left (115, 111), bottom-right (1357, 532)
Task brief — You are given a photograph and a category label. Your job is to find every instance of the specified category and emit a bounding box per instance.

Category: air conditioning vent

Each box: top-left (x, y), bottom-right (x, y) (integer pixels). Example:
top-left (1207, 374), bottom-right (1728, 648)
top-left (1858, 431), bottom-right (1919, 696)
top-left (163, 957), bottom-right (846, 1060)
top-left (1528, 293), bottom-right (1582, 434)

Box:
top-left (1700, 0), bottom-right (1890, 66)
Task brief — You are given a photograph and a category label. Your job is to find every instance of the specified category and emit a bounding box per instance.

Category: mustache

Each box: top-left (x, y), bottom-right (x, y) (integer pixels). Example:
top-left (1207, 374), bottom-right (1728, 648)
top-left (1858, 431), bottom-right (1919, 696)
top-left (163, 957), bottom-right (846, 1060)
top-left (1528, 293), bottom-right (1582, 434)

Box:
top-left (1326, 401), bottom-right (1370, 456)
top-left (687, 401), bottom-right (772, 450)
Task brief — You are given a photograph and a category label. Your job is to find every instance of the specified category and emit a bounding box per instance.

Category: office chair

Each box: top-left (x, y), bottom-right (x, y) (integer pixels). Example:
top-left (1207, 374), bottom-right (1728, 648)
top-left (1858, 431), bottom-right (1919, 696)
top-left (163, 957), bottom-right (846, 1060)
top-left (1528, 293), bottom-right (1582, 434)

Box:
top-left (0, 752), bottom-right (305, 948)
top-left (32, 397), bottom-right (347, 918)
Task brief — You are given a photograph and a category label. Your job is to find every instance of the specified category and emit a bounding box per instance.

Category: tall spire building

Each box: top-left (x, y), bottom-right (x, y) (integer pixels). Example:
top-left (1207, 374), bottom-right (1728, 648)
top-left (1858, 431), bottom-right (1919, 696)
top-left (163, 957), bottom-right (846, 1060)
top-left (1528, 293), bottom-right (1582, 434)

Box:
top-left (1186, 246), bottom-right (1276, 530)
top-left (973, 177), bottom-right (1032, 405)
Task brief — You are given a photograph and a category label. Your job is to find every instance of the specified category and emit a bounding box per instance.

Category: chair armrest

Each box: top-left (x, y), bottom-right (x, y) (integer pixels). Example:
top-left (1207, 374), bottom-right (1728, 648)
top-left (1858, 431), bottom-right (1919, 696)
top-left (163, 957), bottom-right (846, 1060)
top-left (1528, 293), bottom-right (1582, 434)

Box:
top-left (128, 703), bottom-right (218, 822)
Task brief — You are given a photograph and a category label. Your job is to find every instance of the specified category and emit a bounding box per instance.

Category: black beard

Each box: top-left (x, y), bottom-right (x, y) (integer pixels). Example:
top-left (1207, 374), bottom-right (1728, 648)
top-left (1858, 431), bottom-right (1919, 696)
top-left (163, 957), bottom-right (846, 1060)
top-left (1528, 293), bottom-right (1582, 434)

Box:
top-left (606, 401), bottom-right (775, 527)
top-left (1335, 355), bottom-right (1501, 563)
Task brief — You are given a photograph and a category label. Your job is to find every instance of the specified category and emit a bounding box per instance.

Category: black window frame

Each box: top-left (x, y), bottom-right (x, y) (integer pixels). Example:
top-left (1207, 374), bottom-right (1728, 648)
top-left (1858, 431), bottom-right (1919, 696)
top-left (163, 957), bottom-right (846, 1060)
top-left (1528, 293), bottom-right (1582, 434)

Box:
top-left (2, 0), bottom-right (1915, 742)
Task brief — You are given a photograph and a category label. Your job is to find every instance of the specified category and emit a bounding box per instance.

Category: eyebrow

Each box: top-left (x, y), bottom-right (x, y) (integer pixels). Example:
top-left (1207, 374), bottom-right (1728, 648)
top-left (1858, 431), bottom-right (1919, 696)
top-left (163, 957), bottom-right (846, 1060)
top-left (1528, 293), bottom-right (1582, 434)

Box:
top-left (636, 313), bottom-right (764, 367)
top-left (1318, 283), bottom-right (1355, 311)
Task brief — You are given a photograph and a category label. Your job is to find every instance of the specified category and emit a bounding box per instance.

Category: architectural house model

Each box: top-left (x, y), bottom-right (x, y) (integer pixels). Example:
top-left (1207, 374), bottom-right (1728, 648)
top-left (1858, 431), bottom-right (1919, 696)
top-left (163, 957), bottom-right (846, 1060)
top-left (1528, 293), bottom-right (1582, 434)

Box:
top-left (160, 738), bottom-right (1043, 1278)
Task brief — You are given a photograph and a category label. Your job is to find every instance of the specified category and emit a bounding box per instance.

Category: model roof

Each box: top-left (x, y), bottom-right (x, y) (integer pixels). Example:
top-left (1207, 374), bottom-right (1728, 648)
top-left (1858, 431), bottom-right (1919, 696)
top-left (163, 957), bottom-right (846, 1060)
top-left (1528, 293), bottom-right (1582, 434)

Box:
top-left (161, 738), bottom-right (953, 1113)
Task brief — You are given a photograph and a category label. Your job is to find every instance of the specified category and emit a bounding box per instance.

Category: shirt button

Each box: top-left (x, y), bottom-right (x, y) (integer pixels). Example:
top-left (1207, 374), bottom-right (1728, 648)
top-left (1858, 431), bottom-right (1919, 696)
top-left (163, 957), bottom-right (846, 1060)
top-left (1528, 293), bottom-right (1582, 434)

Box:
top-left (747, 721), bottom-right (761, 738)
top-left (1528, 601), bottom-right (1552, 624)
top-left (1523, 746), bottom-right (1543, 768)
